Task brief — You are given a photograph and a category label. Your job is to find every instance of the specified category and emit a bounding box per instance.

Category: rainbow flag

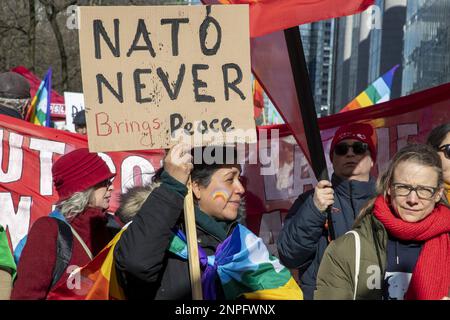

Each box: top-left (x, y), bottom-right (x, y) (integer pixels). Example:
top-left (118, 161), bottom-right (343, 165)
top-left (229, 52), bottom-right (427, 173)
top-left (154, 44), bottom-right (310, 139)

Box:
top-left (169, 225), bottom-right (303, 300)
top-left (339, 64), bottom-right (399, 113)
top-left (47, 229), bottom-right (126, 300)
top-left (25, 68), bottom-right (52, 126)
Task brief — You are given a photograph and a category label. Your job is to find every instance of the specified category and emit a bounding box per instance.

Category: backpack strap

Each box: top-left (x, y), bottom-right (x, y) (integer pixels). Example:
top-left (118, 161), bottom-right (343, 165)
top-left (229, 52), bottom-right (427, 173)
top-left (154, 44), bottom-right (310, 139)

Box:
top-left (346, 230), bottom-right (361, 300)
top-left (50, 218), bottom-right (73, 288)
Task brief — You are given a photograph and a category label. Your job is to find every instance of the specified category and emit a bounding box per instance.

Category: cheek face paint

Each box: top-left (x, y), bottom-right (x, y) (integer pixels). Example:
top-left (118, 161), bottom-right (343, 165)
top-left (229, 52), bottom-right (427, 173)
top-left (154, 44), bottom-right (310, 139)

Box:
top-left (212, 189), bottom-right (230, 203)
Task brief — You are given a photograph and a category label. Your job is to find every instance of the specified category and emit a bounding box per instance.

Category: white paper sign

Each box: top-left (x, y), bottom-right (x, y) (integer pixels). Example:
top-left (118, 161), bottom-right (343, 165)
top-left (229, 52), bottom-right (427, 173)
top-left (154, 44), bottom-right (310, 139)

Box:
top-left (64, 92), bottom-right (85, 132)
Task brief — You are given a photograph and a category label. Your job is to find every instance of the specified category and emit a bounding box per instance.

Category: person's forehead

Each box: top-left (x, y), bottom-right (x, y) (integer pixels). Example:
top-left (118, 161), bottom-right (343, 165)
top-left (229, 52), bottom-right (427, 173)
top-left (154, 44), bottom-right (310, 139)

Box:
top-left (216, 165), bottom-right (241, 175)
top-left (441, 132), bottom-right (450, 144)
top-left (337, 138), bottom-right (360, 144)
top-left (393, 161), bottom-right (438, 182)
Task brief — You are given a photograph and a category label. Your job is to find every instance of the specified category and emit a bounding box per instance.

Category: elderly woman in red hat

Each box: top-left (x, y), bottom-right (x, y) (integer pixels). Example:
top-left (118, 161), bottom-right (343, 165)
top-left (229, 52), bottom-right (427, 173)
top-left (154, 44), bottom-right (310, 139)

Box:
top-left (12, 148), bottom-right (117, 300)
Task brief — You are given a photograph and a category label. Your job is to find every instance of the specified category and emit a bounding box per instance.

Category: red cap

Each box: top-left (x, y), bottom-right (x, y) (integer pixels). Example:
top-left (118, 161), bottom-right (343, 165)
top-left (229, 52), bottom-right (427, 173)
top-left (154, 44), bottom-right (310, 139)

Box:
top-left (330, 122), bottom-right (377, 161)
top-left (52, 148), bottom-right (115, 201)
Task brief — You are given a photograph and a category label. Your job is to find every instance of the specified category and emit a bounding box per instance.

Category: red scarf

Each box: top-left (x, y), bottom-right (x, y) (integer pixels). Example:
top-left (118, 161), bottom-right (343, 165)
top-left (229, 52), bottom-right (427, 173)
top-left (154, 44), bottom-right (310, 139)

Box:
top-left (373, 195), bottom-right (450, 300)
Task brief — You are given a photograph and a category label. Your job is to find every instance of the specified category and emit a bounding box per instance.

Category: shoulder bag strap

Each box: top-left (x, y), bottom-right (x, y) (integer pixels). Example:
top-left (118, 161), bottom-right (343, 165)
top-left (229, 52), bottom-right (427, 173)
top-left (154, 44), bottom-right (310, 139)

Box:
top-left (346, 230), bottom-right (361, 300)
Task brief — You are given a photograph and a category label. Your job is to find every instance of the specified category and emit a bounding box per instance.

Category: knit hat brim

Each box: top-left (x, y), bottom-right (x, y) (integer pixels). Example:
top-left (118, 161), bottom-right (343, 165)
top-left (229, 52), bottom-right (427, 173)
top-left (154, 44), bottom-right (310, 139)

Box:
top-left (52, 148), bottom-right (115, 201)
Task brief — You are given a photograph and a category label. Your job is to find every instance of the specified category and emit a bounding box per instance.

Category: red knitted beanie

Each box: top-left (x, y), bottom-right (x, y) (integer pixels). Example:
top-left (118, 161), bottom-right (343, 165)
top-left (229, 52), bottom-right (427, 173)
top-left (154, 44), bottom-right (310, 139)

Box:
top-left (330, 122), bottom-right (377, 161)
top-left (52, 148), bottom-right (115, 201)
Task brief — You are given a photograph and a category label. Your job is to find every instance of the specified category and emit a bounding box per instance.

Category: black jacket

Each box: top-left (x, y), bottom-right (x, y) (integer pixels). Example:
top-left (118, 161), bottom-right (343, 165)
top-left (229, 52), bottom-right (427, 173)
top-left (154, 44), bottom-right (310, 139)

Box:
top-left (114, 184), bottom-right (235, 299)
top-left (277, 174), bottom-right (375, 299)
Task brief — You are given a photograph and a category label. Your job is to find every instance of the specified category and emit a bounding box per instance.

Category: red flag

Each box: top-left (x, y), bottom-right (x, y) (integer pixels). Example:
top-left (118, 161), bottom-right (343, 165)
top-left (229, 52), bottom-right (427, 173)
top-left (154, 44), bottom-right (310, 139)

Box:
top-left (204, 0), bottom-right (374, 163)
top-left (251, 31), bottom-right (311, 162)
top-left (218, 0), bottom-right (374, 38)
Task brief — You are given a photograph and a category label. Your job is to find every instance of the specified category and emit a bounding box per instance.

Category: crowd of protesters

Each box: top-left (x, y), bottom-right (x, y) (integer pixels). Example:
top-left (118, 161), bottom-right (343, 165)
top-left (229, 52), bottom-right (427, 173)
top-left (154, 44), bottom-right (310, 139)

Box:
top-left (0, 71), bottom-right (449, 300)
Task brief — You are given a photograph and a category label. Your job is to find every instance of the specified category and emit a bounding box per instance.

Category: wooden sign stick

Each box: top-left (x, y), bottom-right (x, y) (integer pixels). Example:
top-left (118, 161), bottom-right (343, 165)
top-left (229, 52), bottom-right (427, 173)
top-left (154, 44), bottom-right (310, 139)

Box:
top-left (183, 176), bottom-right (203, 300)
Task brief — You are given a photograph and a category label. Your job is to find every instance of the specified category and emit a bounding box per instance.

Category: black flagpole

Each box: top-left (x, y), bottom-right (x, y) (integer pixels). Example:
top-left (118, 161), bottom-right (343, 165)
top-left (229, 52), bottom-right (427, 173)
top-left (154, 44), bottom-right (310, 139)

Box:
top-left (284, 27), bottom-right (336, 241)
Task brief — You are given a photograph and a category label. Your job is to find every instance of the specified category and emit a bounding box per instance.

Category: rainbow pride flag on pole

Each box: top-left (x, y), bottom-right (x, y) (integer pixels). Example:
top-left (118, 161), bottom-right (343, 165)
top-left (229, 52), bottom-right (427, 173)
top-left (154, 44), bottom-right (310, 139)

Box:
top-left (25, 68), bottom-right (52, 126)
top-left (339, 64), bottom-right (399, 113)
top-left (47, 228), bottom-right (126, 300)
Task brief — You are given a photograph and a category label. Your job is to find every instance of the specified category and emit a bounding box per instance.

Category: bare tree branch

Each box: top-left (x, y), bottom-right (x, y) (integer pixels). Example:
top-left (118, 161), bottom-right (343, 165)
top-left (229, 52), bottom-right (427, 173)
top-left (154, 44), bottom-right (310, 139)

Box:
top-left (39, 0), bottom-right (69, 90)
top-left (28, 0), bottom-right (37, 71)
top-left (0, 23), bottom-right (28, 35)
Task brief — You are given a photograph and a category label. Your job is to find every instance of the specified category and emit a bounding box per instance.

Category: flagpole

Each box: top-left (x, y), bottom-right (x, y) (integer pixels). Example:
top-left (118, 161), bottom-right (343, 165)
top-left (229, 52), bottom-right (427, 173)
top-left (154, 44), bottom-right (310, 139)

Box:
top-left (184, 176), bottom-right (203, 300)
top-left (283, 27), bottom-right (336, 241)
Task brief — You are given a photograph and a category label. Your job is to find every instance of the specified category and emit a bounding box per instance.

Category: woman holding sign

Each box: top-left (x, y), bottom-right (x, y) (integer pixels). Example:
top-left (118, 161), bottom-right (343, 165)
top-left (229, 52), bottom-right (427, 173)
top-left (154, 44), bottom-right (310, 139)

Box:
top-left (114, 144), bottom-right (302, 300)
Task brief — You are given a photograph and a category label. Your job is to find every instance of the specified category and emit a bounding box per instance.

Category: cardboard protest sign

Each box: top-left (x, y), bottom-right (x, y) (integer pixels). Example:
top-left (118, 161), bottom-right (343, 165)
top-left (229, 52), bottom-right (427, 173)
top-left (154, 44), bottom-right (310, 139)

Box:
top-left (78, 5), bottom-right (256, 152)
top-left (64, 92), bottom-right (85, 132)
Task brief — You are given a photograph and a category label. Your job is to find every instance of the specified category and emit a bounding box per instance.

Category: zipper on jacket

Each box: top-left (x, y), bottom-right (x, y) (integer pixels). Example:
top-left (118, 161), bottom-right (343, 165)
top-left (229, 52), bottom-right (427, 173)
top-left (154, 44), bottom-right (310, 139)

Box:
top-left (349, 182), bottom-right (357, 219)
top-left (395, 241), bottom-right (399, 265)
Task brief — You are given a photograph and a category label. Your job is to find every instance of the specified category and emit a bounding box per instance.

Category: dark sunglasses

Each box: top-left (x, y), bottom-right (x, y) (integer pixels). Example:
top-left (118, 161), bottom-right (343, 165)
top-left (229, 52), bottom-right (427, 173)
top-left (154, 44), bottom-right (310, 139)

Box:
top-left (438, 144), bottom-right (450, 159)
top-left (334, 141), bottom-right (369, 156)
top-left (96, 179), bottom-right (113, 189)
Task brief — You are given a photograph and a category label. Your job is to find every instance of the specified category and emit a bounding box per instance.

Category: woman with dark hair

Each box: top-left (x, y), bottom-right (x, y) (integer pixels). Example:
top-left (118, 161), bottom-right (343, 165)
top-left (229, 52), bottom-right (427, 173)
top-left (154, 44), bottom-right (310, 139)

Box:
top-left (314, 144), bottom-right (450, 300)
top-left (427, 122), bottom-right (450, 202)
top-left (114, 144), bottom-right (301, 300)
top-left (12, 148), bottom-right (117, 299)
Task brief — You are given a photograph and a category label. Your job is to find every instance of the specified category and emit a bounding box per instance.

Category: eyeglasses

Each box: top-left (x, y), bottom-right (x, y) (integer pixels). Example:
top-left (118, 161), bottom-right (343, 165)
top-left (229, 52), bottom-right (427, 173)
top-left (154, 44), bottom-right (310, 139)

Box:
top-left (334, 141), bottom-right (369, 156)
top-left (391, 183), bottom-right (438, 200)
top-left (96, 179), bottom-right (113, 189)
top-left (438, 144), bottom-right (450, 159)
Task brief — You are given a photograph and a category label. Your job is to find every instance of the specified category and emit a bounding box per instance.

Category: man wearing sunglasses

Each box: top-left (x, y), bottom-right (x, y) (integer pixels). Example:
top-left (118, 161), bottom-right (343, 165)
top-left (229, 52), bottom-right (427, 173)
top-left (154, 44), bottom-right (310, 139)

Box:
top-left (278, 122), bottom-right (377, 300)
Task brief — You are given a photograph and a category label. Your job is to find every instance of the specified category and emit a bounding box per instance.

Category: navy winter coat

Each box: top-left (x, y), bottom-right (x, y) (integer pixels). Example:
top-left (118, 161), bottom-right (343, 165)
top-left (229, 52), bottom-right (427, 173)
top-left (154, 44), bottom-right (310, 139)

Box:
top-left (277, 174), bottom-right (375, 299)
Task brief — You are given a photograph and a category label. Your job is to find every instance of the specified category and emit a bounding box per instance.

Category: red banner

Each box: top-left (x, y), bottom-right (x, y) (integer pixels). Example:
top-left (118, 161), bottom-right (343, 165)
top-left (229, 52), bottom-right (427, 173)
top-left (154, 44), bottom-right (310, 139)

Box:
top-left (2, 83), bottom-right (450, 255)
top-left (244, 83), bottom-right (450, 254)
top-left (0, 116), bottom-right (164, 250)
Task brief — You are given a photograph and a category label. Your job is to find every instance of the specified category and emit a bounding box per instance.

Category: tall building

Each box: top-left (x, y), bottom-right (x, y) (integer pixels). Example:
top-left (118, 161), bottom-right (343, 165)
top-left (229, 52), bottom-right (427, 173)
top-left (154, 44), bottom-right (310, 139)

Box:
top-left (301, 20), bottom-right (335, 117)
top-left (260, 21), bottom-right (336, 124)
top-left (402, 0), bottom-right (450, 95)
top-left (332, 0), bottom-right (406, 113)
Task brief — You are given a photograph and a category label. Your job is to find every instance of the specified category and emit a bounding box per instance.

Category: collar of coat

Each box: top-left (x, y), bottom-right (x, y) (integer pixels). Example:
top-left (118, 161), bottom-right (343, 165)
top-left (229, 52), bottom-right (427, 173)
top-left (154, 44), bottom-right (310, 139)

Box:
top-left (194, 206), bottom-right (236, 242)
top-left (331, 174), bottom-right (376, 199)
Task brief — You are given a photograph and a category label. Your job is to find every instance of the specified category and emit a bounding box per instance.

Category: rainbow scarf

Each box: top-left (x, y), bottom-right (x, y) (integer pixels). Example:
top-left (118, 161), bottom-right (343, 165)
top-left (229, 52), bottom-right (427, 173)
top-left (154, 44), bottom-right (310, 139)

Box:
top-left (169, 224), bottom-right (302, 300)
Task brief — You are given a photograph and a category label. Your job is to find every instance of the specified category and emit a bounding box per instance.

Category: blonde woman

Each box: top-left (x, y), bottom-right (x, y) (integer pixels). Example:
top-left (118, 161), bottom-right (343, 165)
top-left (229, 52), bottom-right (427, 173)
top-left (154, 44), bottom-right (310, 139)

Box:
top-left (12, 148), bottom-right (117, 299)
top-left (315, 144), bottom-right (450, 300)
